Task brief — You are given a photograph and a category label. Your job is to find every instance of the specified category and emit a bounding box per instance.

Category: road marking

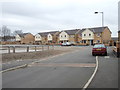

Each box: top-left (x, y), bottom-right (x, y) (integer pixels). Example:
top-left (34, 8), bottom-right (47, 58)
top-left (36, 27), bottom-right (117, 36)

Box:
top-left (0, 64), bottom-right (28, 73)
top-left (82, 56), bottom-right (99, 90)
top-left (28, 63), bottom-right (96, 68)
top-left (104, 56), bottom-right (110, 58)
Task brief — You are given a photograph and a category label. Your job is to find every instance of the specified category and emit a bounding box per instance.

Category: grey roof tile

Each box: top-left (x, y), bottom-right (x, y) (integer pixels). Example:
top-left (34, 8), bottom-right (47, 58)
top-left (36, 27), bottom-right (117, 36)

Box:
top-left (63, 29), bottom-right (81, 35)
top-left (18, 33), bottom-right (31, 37)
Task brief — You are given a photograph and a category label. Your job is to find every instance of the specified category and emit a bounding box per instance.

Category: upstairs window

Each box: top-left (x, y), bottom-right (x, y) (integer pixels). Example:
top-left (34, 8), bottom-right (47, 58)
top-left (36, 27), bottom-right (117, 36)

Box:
top-left (97, 33), bottom-right (101, 37)
top-left (65, 35), bottom-right (66, 37)
top-left (89, 34), bottom-right (91, 36)
top-left (84, 34), bottom-right (86, 36)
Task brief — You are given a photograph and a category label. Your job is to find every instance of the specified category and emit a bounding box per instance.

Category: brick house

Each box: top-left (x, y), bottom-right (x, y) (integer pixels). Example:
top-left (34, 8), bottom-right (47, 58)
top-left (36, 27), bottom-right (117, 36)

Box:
top-left (59, 29), bottom-right (81, 43)
top-left (35, 31), bottom-right (60, 45)
top-left (47, 31), bottom-right (60, 44)
top-left (35, 32), bottom-right (48, 44)
top-left (111, 37), bottom-right (118, 46)
top-left (16, 33), bottom-right (35, 44)
top-left (77, 26), bottom-right (112, 45)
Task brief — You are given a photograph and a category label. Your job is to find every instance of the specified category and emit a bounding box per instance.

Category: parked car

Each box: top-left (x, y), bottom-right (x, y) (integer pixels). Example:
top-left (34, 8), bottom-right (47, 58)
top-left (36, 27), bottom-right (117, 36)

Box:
top-left (61, 42), bottom-right (71, 46)
top-left (92, 44), bottom-right (107, 56)
top-left (70, 42), bottom-right (76, 46)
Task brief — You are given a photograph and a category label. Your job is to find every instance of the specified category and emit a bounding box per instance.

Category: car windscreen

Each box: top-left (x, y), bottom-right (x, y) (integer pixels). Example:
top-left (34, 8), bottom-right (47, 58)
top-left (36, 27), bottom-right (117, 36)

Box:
top-left (94, 44), bottom-right (105, 48)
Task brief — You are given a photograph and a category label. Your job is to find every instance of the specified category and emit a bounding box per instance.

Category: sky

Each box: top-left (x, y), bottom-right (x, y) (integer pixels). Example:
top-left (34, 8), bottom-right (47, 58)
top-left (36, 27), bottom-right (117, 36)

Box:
top-left (1, 0), bottom-right (120, 36)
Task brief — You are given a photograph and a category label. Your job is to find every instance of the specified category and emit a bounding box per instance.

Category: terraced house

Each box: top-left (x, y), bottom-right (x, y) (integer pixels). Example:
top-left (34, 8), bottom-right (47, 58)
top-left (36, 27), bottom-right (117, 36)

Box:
top-left (78, 26), bottom-right (112, 45)
top-left (15, 33), bottom-right (35, 44)
top-left (47, 31), bottom-right (60, 44)
top-left (35, 31), bottom-right (60, 44)
top-left (59, 29), bottom-right (81, 43)
top-left (35, 32), bottom-right (48, 44)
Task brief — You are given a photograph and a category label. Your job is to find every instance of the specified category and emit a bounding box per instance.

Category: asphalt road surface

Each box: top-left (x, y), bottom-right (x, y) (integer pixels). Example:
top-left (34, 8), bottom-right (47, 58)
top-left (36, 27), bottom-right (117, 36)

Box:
top-left (2, 46), bottom-right (118, 88)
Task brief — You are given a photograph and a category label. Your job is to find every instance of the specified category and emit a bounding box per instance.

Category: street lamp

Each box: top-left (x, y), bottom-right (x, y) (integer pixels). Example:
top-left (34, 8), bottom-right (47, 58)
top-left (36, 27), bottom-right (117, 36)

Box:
top-left (94, 12), bottom-right (104, 27)
top-left (94, 12), bottom-right (104, 44)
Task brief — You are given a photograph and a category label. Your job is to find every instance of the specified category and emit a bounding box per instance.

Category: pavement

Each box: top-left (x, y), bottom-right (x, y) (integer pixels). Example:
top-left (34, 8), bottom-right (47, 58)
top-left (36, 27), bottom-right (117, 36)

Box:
top-left (2, 46), bottom-right (118, 89)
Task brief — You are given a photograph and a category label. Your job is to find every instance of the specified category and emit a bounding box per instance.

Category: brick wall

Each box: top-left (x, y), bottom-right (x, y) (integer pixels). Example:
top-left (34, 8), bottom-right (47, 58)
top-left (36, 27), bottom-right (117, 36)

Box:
top-left (101, 28), bottom-right (111, 44)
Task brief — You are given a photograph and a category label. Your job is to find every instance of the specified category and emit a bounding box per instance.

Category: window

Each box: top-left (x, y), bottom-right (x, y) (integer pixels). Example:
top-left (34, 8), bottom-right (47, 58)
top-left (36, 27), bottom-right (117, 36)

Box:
top-left (61, 35), bottom-right (62, 37)
top-left (70, 35), bottom-right (74, 38)
top-left (97, 40), bottom-right (100, 43)
top-left (89, 34), bottom-right (91, 36)
top-left (84, 34), bottom-right (86, 36)
top-left (83, 40), bottom-right (86, 43)
top-left (97, 33), bottom-right (101, 37)
top-left (65, 35), bottom-right (66, 37)
top-left (94, 44), bottom-right (105, 48)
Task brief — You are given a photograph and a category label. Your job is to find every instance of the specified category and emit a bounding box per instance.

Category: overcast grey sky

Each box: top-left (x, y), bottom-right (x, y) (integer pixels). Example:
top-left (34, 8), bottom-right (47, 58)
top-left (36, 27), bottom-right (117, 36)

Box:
top-left (1, 0), bottom-right (119, 36)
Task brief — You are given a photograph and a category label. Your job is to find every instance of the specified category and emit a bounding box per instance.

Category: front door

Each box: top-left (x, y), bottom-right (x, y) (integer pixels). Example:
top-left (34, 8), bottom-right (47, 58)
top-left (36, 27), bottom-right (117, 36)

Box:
top-left (89, 40), bottom-right (93, 45)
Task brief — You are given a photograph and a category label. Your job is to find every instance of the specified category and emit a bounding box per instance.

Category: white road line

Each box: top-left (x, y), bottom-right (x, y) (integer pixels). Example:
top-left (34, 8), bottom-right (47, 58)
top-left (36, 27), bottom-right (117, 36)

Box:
top-left (82, 56), bottom-right (99, 90)
top-left (104, 56), bottom-right (110, 58)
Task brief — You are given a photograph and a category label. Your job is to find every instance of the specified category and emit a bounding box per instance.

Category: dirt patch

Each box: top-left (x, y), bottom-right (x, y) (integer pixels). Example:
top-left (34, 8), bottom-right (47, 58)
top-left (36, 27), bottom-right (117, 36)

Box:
top-left (2, 48), bottom-right (75, 63)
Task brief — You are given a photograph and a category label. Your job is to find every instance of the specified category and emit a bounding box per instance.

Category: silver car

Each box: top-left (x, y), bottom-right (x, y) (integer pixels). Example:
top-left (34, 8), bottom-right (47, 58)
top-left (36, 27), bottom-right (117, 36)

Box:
top-left (61, 42), bottom-right (71, 46)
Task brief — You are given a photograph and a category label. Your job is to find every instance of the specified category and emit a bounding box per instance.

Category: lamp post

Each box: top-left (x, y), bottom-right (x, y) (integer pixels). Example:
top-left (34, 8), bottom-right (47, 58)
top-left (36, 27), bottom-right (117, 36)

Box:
top-left (94, 12), bottom-right (104, 44)
top-left (94, 12), bottom-right (104, 27)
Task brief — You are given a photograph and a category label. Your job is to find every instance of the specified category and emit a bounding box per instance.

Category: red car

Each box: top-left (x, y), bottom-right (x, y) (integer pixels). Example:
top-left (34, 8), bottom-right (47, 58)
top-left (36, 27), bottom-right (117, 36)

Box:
top-left (92, 44), bottom-right (107, 56)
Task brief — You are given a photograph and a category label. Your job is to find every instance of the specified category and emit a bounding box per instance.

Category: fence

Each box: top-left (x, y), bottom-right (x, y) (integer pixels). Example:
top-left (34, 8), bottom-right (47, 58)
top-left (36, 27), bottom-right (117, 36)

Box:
top-left (1, 45), bottom-right (54, 54)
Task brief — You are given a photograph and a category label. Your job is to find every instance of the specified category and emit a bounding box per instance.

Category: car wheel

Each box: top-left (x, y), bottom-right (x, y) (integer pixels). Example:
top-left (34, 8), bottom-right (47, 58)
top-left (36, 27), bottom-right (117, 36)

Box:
top-left (92, 53), bottom-right (95, 56)
top-left (105, 52), bottom-right (107, 56)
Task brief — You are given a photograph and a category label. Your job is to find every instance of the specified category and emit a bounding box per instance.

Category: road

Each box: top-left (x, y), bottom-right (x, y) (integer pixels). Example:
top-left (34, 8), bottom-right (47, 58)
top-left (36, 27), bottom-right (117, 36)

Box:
top-left (2, 46), bottom-right (118, 88)
top-left (88, 47), bottom-right (118, 88)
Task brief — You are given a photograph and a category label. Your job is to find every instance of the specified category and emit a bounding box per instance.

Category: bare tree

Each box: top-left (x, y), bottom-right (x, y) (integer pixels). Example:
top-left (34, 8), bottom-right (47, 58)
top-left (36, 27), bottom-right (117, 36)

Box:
top-left (1, 25), bottom-right (11, 41)
top-left (13, 30), bottom-right (23, 36)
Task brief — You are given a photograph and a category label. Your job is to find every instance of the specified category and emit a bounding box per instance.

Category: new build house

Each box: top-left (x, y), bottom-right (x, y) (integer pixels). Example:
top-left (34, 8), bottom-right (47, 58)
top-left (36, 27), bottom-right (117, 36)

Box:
top-left (21, 26), bottom-right (112, 45)
top-left (78, 26), bottom-right (112, 45)
top-left (16, 33), bottom-right (35, 44)
top-left (35, 31), bottom-right (60, 44)
top-left (35, 32), bottom-right (48, 44)
top-left (47, 31), bottom-right (60, 44)
top-left (59, 29), bottom-right (81, 43)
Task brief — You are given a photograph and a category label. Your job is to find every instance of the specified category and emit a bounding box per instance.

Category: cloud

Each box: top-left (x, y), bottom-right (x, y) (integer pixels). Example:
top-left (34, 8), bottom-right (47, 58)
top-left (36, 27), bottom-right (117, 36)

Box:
top-left (1, 0), bottom-right (119, 36)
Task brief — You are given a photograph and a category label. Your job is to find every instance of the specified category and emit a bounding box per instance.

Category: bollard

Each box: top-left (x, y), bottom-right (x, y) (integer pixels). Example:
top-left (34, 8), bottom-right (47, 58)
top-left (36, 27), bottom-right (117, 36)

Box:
top-left (35, 46), bottom-right (36, 51)
top-left (27, 46), bottom-right (29, 52)
top-left (13, 46), bottom-right (15, 53)
top-left (8, 46), bottom-right (10, 53)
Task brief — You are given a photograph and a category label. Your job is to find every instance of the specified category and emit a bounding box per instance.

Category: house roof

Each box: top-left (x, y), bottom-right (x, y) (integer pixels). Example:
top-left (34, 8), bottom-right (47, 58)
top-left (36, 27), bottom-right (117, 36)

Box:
top-left (91, 26), bottom-right (109, 33)
top-left (63, 29), bottom-right (81, 35)
top-left (18, 33), bottom-right (31, 37)
top-left (81, 26), bottom-right (112, 34)
top-left (111, 37), bottom-right (118, 41)
top-left (48, 31), bottom-right (59, 35)
top-left (38, 31), bottom-right (59, 37)
top-left (38, 32), bottom-right (48, 37)
top-left (82, 26), bottom-right (109, 33)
